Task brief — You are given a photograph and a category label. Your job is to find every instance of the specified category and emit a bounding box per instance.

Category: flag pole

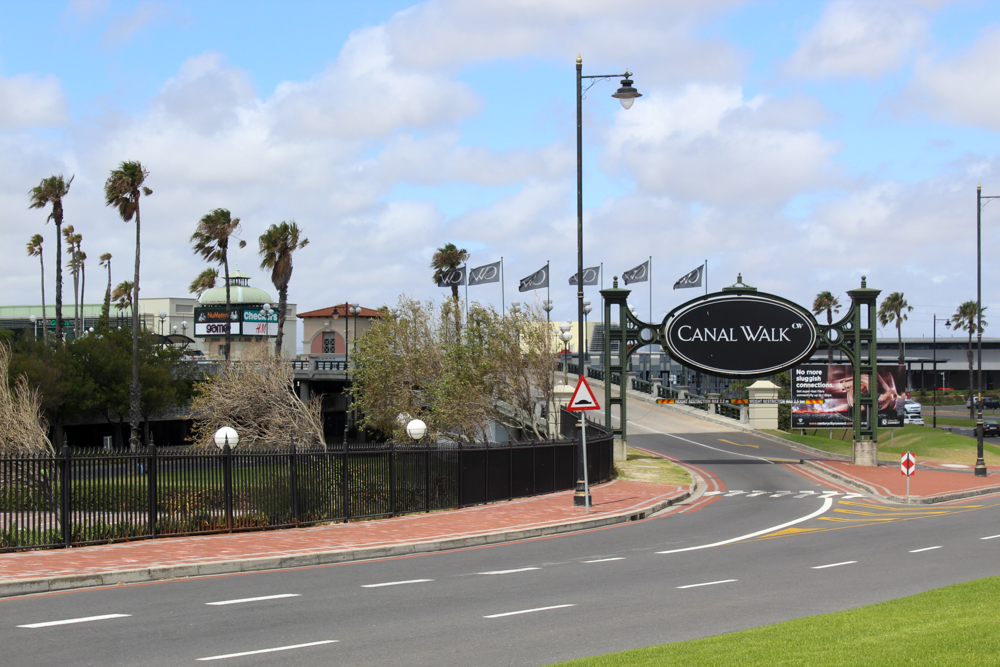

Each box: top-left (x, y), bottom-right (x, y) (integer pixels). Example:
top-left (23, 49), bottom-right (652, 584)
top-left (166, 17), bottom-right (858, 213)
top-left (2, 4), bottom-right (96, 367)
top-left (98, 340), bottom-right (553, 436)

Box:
top-left (648, 255), bottom-right (652, 382)
top-left (501, 257), bottom-right (505, 313)
top-left (464, 264), bottom-right (468, 321)
top-left (704, 259), bottom-right (708, 295)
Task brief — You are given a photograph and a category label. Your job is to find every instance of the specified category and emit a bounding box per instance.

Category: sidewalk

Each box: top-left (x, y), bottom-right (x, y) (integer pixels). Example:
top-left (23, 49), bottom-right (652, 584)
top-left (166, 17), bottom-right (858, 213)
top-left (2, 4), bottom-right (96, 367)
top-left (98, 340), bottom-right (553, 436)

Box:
top-left (0, 479), bottom-right (691, 599)
top-left (802, 459), bottom-right (1000, 504)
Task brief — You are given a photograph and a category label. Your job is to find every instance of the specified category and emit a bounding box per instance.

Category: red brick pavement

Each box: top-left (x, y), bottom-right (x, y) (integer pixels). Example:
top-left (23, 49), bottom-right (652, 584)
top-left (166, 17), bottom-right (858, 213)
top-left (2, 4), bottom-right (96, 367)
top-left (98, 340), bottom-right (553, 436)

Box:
top-left (806, 460), bottom-right (1000, 501)
top-left (0, 480), bottom-right (684, 586)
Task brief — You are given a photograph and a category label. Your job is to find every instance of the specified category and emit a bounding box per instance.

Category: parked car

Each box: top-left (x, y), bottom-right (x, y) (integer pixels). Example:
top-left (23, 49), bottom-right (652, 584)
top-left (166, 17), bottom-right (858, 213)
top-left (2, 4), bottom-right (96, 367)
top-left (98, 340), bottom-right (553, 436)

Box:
top-left (983, 420), bottom-right (999, 437)
top-left (903, 414), bottom-right (925, 426)
top-left (904, 399), bottom-right (922, 414)
top-left (966, 397), bottom-right (1000, 409)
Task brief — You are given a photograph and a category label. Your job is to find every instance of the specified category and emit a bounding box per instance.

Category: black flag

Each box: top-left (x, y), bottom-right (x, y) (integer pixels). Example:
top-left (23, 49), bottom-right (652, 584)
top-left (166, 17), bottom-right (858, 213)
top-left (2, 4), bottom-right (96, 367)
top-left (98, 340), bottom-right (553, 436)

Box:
top-left (436, 267), bottom-right (466, 288)
top-left (622, 260), bottom-right (649, 285)
top-left (568, 266), bottom-right (600, 286)
top-left (673, 265), bottom-right (703, 289)
top-left (519, 265), bottom-right (549, 292)
top-left (468, 261), bottom-right (501, 286)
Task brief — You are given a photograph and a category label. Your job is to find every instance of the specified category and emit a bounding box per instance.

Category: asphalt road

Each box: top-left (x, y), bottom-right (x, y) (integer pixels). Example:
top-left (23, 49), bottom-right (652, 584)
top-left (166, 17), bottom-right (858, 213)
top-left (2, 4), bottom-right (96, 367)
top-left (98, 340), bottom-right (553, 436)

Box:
top-left (3, 407), bottom-right (999, 666)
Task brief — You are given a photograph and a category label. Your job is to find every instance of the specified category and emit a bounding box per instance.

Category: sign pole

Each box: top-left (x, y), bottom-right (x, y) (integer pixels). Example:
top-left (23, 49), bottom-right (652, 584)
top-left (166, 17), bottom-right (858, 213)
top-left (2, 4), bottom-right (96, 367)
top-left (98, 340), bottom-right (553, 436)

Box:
top-left (582, 417), bottom-right (590, 513)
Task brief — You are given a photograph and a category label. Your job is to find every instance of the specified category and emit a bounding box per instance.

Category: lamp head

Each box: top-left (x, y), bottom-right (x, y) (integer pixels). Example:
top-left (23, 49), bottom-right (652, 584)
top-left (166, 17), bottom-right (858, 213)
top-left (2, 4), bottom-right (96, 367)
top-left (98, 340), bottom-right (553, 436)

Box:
top-left (612, 71), bottom-right (641, 109)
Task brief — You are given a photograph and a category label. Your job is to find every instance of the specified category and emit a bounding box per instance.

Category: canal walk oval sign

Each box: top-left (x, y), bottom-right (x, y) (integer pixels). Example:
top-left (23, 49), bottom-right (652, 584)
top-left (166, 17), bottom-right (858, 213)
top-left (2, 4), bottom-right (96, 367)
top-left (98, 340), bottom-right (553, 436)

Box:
top-left (661, 292), bottom-right (818, 377)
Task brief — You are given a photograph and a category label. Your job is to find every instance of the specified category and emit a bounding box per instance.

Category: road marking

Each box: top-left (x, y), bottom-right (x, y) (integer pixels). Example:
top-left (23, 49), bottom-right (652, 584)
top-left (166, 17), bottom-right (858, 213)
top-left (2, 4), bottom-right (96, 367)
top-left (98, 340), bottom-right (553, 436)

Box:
top-left (704, 491), bottom-right (724, 496)
top-left (794, 491), bottom-right (818, 498)
top-left (361, 579), bottom-right (433, 588)
top-left (745, 491), bottom-right (767, 497)
top-left (982, 535), bottom-right (1000, 540)
top-left (910, 546), bottom-right (942, 553)
top-left (19, 614), bottom-right (131, 628)
top-left (770, 491), bottom-right (792, 497)
top-left (812, 561), bottom-right (858, 569)
top-left (724, 490), bottom-right (746, 497)
top-left (819, 492), bottom-right (843, 498)
top-left (478, 567), bottom-right (540, 575)
top-left (484, 604), bottom-right (575, 618)
top-left (657, 496), bottom-right (835, 554)
top-left (583, 557), bottom-right (624, 563)
top-left (677, 579), bottom-right (737, 589)
top-left (718, 439), bottom-right (759, 449)
top-left (197, 640), bottom-right (338, 661)
top-left (206, 594), bottom-right (301, 605)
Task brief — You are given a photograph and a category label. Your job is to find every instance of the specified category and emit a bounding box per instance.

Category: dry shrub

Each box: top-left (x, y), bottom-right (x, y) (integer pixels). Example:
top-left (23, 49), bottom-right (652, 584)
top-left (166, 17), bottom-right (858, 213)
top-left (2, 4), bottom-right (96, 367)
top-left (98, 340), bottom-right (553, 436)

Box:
top-left (189, 341), bottom-right (324, 449)
top-left (0, 343), bottom-right (53, 456)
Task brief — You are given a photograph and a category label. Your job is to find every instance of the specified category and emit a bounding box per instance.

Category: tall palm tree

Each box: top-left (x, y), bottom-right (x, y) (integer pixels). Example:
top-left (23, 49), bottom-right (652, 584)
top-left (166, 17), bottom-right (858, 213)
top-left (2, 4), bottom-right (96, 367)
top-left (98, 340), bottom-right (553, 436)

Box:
top-left (26, 234), bottom-right (47, 341)
top-left (811, 291), bottom-right (841, 363)
top-left (28, 174), bottom-right (73, 344)
top-left (189, 268), bottom-right (219, 297)
top-left (112, 280), bottom-right (135, 320)
top-left (259, 221), bottom-right (309, 356)
top-left (99, 253), bottom-right (112, 328)
top-left (63, 226), bottom-right (82, 338)
top-left (191, 208), bottom-right (246, 360)
top-left (431, 242), bottom-right (468, 331)
top-left (104, 161), bottom-right (152, 450)
top-left (877, 292), bottom-right (912, 365)
top-left (952, 300), bottom-right (988, 415)
top-left (79, 250), bottom-right (86, 333)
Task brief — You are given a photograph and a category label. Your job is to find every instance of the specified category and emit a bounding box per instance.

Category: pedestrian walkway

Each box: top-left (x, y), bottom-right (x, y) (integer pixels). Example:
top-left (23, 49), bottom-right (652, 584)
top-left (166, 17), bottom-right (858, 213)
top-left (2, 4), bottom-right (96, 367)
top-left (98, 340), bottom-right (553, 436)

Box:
top-left (803, 459), bottom-right (1000, 504)
top-left (0, 479), bottom-right (689, 599)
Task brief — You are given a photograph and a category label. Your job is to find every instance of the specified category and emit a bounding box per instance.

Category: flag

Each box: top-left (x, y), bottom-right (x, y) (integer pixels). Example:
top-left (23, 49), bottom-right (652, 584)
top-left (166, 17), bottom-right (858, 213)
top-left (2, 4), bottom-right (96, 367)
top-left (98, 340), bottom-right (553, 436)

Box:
top-left (435, 267), bottom-right (466, 288)
top-left (519, 265), bottom-right (549, 292)
top-left (673, 265), bottom-right (703, 289)
top-left (568, 266), bottom-right (600, 286)
top-left (622, 260), bottom-right (649, 285)
top-left (468, 260), bottom-right (501, 286)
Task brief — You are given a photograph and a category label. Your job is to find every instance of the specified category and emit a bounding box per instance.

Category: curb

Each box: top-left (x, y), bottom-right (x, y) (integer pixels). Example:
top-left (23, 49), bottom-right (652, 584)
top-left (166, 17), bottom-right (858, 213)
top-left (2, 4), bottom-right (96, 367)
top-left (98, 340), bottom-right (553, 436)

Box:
top-left (0, 486), bottom-right (694, 600)
top-left (801, 460), bottom-right (1000, 505)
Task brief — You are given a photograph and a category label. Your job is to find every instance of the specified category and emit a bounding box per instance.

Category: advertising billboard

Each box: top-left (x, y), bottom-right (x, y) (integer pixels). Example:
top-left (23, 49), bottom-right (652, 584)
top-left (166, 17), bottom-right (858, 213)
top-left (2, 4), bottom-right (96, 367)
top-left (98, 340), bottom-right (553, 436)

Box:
top-left (242, 309), bottom-right (278, 337)
top-left (194, 308), bottom-right (240, 337)
top-left (791, 364), bottom-right (906, 429)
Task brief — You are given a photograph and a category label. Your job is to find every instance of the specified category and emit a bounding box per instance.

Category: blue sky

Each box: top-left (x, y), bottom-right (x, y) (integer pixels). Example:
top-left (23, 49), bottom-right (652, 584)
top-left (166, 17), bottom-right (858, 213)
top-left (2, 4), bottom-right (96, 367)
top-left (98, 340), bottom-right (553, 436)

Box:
top-left (3, 0), bottom-right (1000, 341)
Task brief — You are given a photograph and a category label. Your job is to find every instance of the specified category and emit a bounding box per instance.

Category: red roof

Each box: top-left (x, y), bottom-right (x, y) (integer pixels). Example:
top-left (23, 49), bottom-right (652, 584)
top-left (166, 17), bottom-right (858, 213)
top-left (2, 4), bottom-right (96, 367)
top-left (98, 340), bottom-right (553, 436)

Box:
top-left (297, 305), bottom-right (385, 319)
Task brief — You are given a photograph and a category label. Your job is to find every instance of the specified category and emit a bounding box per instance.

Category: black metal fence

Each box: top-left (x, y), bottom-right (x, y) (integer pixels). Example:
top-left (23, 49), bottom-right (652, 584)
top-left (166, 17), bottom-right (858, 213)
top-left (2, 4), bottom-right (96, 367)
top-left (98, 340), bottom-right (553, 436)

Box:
top-left (0, 425), bottom-right (613, 553)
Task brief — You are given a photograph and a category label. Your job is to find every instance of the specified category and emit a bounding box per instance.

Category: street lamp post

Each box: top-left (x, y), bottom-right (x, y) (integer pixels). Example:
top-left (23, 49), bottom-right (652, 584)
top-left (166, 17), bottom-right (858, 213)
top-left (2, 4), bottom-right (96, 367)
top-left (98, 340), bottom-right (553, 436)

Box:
top-left (559, 321), bottom-right (573, 386)
top-left (158, 311), bottom-right (167, 336)
top-left (543, 299), bottom-right (553, 325)
top-left (576, 54), bottom-right (640, 506)
top-left (29, 315), bottom-right (37, 341)
top-left (975, 184), bottom-right (996, 476)
top-left (262, 303), bottom-right (273, 347)
top-left (932, 314), bottom-right (950, 429)
top-left (582, 299), bottom-right (592, 363)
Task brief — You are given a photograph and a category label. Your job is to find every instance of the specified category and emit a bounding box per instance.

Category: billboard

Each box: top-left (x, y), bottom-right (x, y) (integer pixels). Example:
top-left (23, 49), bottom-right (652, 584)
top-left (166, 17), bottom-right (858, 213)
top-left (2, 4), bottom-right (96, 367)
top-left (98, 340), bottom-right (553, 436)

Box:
top-left (791, 364), bottom-right (906, 429)
top-left (242, 309), bottom-right (278, 337)
top-left (194, 308), bottom-right (240, 337)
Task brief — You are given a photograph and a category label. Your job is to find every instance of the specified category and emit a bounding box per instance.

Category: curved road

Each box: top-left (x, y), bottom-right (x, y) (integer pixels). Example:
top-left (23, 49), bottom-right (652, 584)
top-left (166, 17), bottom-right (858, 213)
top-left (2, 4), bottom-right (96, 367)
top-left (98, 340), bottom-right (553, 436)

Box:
top-left (3, 407), bottom-right (999, 666)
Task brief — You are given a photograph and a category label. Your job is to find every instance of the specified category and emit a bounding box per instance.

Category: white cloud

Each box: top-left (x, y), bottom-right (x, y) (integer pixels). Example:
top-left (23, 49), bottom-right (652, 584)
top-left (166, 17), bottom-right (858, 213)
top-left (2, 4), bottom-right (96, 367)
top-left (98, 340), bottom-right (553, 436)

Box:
top-left (785, 0), bottom-right (929, 79)
top-left (100, 1), bottom-right (175, 50)
top-left (0, 74), bottom-right (68, 128)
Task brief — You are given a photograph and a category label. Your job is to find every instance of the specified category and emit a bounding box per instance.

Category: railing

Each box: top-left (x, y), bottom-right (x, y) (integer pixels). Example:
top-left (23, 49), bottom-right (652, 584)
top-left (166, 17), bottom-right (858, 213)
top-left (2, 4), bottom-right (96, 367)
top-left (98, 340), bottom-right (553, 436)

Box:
top-left (630, 377), bottom-right (653, 394)
top-left (718, 404), bottom-right (742, 420)
top-left (1, 433), bottom-right (614, 553)
top-left (290, 359), bottom-right (349, 372)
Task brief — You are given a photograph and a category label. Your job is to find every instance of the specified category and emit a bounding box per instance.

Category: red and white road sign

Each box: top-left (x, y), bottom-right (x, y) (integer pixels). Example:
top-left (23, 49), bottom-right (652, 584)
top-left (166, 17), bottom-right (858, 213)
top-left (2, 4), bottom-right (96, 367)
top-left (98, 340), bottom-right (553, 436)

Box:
top-left (901, 451), bottom-right (916, 476)
top-left (567, 376), bottom-right (601, 412)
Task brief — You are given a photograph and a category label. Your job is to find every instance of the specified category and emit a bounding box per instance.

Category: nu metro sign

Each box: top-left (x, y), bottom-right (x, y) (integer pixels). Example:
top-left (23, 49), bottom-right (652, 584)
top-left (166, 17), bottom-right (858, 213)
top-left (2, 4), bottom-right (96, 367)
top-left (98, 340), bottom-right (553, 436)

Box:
top-left (662, 292), bottom-right (818, 378)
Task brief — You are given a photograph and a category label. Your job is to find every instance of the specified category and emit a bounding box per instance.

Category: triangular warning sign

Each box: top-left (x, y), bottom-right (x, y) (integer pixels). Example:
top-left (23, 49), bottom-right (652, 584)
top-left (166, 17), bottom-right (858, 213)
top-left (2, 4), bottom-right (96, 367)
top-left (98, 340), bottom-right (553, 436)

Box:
top-left (567, 376), bottom-right (601, 411)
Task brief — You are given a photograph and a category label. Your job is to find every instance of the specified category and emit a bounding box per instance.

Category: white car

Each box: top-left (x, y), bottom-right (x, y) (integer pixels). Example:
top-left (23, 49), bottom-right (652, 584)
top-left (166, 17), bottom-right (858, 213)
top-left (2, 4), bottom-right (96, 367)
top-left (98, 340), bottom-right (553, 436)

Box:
top-left (904, 399), bottom-right (922, 414)
top-left (903, 414), bottom-right (924, 425)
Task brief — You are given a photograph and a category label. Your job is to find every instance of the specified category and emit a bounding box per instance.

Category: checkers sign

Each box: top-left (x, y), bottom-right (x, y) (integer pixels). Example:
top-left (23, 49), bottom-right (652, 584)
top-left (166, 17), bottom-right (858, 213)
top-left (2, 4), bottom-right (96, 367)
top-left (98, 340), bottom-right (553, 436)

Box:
top-left (901, 452), bottom-right (916, 476)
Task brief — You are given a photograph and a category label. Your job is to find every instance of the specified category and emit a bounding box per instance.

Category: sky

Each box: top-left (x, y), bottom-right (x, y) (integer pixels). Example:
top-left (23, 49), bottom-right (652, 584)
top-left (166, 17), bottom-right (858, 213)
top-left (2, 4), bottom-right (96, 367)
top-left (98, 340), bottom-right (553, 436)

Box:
top-left (3, 0), bottom-right (1000, 343)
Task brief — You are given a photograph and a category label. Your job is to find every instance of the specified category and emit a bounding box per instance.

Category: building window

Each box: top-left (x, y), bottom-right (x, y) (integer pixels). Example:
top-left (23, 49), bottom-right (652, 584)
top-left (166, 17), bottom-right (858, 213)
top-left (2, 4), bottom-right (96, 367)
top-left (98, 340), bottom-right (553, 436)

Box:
top-left (323, 333), bottom-right (337, 354)
top-left (175, 304), bottom-right (193, 314)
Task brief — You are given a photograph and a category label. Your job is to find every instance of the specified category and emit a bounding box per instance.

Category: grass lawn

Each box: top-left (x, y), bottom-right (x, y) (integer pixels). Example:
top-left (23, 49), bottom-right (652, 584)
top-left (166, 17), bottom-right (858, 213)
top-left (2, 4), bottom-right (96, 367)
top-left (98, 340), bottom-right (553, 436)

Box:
top-left (549, 576), bottom-right (1000, 666)
top-left (764, 426), bottom-right (1000, 466)
top-left (615, 447), bottom-right (692, 486)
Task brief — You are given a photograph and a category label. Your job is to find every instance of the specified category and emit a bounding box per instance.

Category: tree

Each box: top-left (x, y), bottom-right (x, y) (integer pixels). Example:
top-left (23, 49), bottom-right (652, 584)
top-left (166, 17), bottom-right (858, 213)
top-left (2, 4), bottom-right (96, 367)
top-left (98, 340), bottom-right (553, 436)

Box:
top-left (99, 253), bottom-right (112, 329)
top-left (0, 344), bottom-right (53, 456)
top-left (191, 208), bottom-right (246, 360)
top-left (811, 291), bottom-right (840, 363)
top-left (26, 235), bottom-right (47, 342)
top-left (189, 268), bottom-right (218, 297)
top-left (430, 242), bottom-right (469, 330)
top-left (258, 221), bottom-right (309, 356)
top-left (104, 160), bottom-right (151, 450)
top-left (28, 174), bottom-right (73, 344)
top-left (351, 298), bottom-right (557, 443)
top-left (112, 280), bottom-right (134, 320)
top-left (951, 300), bottom-right (988, 415)
top-left (189, 341), bottom-right (324, 449)
top-left (877, 292), bottom-right (912, 365)
top-left (63, 226), bottom-right (84, 339)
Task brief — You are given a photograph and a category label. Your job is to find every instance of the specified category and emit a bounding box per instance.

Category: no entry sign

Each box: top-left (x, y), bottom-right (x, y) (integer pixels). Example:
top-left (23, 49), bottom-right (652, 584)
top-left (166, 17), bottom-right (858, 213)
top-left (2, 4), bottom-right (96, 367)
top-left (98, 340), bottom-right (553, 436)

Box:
top-left (901, 452), bottom-right (916, 476)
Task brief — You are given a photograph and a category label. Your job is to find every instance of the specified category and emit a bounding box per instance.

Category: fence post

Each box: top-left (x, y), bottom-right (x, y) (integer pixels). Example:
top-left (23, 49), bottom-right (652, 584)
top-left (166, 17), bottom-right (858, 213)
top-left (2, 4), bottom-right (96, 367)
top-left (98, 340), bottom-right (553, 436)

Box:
top-left (223, 442), bottom-right (233, 533)
top-left (290, 435), bottom-right (299, 525)
top-left (342, 446), bottom-right (349, 523)
top-left (389, 441), bottom-right (396, 517)
top-left (508, 442), bottom-right (513, 501)
top-left (458, 442), bottom-right (464, 507)
top-left (148, 442), bottom-right (158, 538)
top-left (60, 444), bottom-right (71, 548)
top-left (424, 445), bottom-right (430, 513)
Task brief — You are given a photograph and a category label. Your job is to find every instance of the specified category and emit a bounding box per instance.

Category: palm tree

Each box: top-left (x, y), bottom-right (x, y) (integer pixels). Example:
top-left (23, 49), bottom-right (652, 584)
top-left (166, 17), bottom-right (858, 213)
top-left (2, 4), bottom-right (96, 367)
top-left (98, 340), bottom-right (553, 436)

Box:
top-left (104, 161), bottom-right (152, 450)
top-left (259, 221), bottom-right (309, 356)
top-left (79, 250), bottom-right (86, 333)
top-left (26, 234), bottom-right (47, 341)
top-left (63, 226), bottom-right (83, 338)
top-left (431, 242), bottom-right (468, 331)
top-left (99, 253), bottom-right (112, 328)
top-left (28, 174), bottom-right (73, 344)
top-left (189, 268), bottom-right (219, 297)
top-left (952, 300), bottom-right (988, 415)
top-left (811, 291), bottom-right (841, 363)
top-left (877, 292), bottom-right (912, 365)
top-left (112, 280), bottom-right (134, 320)
top-left (191, 208), bottom-right (246, 360)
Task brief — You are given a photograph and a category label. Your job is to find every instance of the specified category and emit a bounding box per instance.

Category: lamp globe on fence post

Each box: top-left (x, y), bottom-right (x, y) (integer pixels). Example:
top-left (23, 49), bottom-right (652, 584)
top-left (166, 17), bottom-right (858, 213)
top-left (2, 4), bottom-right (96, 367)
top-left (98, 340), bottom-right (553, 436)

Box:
top-left (214, 426), bottom-right (239, 450)
top-left (406, 419), bottom-right (427, 442)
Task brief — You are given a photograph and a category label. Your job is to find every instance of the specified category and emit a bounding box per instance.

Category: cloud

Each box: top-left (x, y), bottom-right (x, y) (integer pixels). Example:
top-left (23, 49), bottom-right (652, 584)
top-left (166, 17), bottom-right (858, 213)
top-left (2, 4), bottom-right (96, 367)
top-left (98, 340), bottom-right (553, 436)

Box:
top-left (100, 1), bottom-right (174, 50)
top-left (785, 0), bottom-right (929, 79)
top-left (60, 0), bottom-right (109, 23)
top-left (903, 27), bottom-right (1000, 130)
top-left (606, 85), bottom-right (839, 208)
top-left (0, 74), bottom-right (69, 128)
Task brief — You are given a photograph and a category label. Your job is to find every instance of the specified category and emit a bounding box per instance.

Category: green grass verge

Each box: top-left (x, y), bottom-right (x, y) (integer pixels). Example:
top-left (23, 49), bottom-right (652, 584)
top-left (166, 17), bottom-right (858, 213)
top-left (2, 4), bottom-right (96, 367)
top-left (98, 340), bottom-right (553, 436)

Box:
top-left (763, 425), bottom-right (1000, 466)
top-left (549, 576), bottom-right (1000, 666)
top-left (615, 448), bottom-right (692, 486)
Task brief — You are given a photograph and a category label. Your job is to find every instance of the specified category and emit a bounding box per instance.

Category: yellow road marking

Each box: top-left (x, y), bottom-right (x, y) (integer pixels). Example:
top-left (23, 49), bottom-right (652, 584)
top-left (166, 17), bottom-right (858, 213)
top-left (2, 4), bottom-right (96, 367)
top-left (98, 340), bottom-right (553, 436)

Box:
top-left (718, 439), bottom-right (759, 449)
